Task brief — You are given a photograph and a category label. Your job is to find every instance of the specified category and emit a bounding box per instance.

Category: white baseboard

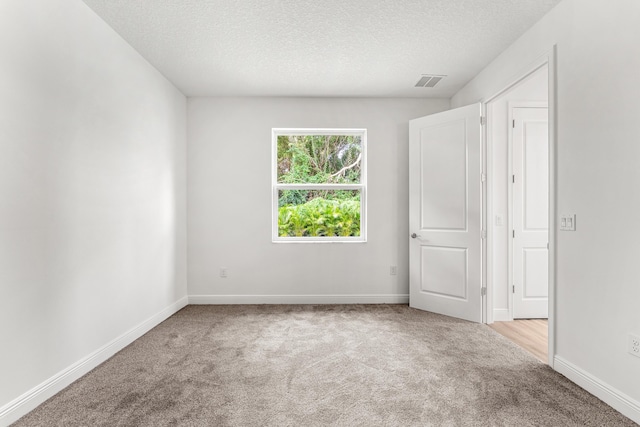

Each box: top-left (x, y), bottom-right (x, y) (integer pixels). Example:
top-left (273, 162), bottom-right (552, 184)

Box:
top-left (0, 296), bottom-right (189, 427)
top-left (189, 294), bottom-right (410, 305)
top-left (492, 308), bottom-right (511, 322)
top-left (554, 356), bottom-right (640, 424)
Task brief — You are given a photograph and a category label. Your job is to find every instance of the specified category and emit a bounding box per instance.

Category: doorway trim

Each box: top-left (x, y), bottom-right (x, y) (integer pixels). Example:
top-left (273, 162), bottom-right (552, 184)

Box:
top-left (482, 45), bottom-right (557, 368)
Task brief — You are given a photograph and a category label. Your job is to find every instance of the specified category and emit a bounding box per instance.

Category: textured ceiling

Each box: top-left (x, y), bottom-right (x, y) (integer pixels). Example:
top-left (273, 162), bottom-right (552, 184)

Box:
top-left (80, 0), bottom-right (561, 97)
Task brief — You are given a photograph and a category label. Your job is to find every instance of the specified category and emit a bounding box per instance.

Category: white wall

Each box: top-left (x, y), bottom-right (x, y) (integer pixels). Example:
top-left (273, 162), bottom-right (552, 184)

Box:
top-left (487, 67), bottom-right (548, 321)
top-left (453, 0), bottom-right (640, 419)
top-left (188, 97), bottom-right (449, 302)
top-left (0, 0), bottom-right (187, 415)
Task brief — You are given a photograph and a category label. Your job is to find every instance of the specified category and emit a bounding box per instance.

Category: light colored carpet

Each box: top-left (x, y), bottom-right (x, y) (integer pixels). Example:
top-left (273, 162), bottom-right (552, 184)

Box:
top-left (14, 305), bottom-right (636, 426)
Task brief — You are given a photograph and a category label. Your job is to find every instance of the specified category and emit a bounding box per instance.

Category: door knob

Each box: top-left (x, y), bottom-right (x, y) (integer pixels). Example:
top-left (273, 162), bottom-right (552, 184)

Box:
top-left (411, 233), bottom-right (421, 239)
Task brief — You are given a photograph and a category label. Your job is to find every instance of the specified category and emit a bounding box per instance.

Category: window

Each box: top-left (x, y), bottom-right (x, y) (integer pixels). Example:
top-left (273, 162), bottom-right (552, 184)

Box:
top-left (272, 129), bottom-right (367, 242)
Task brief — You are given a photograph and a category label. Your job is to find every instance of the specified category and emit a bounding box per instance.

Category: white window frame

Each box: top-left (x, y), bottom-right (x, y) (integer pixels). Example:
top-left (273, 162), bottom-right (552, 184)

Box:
top-left (272, 128), bottom-right (367, 243)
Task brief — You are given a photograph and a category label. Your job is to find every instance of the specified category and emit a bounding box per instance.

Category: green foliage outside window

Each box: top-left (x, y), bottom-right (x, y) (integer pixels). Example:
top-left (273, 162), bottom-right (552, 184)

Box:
top-left (277, 134), bottom-right (362, 237)
top-left (278, 197), bottom-right (360, 237)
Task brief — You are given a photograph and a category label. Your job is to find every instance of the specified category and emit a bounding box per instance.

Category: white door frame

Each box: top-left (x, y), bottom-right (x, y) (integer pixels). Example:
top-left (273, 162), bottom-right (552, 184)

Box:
top-left (482, 46), bottom-right (557, 368)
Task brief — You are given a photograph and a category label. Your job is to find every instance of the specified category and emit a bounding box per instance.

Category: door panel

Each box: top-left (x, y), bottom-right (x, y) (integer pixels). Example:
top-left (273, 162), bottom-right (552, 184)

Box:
top-left (409, 103), bottom-right (482, 323)
top-left (523, 248), bottom-right (548, 298)
top-left (512, 107), bottom-right (548, 319)
top-left (523, 121), bottom-right (549, 230)
top-left (419, 122), bottom-right (467, 230)
top-left (420, 246), bottom-right (468, 299)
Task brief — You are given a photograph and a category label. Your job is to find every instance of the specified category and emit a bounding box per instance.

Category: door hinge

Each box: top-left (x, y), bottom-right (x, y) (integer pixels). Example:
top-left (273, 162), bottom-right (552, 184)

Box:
top-left (512, 174), bottom-right (515, 183)
top-left (512, 230), bottom-right (515, 238)
top-left (481, 116), bottom-right (486, 126)
top-left (481, 230), bottom-right (487, 239)
top-left (481, 287), bottom-right (487, 296)
top-left (512, 119), bottom-right (516, 128)
top-left (481, 173), bottom-right (486, 182)
top-left (512, 285), bottom-right (515, 293)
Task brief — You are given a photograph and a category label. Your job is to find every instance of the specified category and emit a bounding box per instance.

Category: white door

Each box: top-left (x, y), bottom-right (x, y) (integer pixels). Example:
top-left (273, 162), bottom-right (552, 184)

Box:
top-left (409, 104), bottom-right (483, 323)
top-left (512, 107), bottom-right (549, 318)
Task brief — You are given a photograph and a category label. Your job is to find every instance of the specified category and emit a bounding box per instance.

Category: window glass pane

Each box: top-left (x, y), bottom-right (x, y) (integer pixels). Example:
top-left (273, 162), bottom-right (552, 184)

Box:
top-left (277, 190), bottom-right (361, 237)
top-left (277, 135), bottom-right (362, 184)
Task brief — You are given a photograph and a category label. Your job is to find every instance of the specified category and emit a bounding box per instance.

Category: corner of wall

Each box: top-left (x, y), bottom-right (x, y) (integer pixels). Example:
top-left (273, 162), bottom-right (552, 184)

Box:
top-left (0, 297), bottom-right (188, 426)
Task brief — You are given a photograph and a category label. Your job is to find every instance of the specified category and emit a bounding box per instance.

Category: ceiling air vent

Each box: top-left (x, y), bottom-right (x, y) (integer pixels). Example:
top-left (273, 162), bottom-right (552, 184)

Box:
top-left (415, 74), bottom-right (446, 88)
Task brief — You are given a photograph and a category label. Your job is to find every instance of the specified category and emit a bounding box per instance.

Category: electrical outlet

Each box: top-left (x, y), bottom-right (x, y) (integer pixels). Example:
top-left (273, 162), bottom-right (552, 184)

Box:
top-left (220, 268), bottom-right (228, 278)
top-left (629, 334), bottom-right (640, 358)
top-left (390, 266), bottom-right (397, 276)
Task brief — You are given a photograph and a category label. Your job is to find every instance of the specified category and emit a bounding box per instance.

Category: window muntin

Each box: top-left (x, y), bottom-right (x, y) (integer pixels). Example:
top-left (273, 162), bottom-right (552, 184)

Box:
top-left (272, 129), bottom-right (367, 242)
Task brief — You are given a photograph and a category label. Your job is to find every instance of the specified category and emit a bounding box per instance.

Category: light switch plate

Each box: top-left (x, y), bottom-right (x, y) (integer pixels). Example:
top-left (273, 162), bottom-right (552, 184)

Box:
top-left (560, 214), bottom-right (576, 231)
